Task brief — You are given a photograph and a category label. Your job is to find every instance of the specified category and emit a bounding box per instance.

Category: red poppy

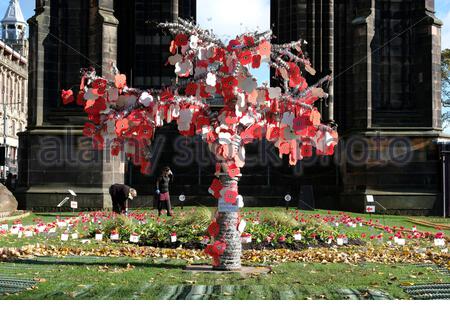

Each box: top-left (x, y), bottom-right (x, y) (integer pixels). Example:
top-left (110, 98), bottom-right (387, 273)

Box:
top-left (209, 178), bottom-right (223, 199)
top-left (278, 142), bottom-right (290, 155)
top-left (221, 76), bottom-right (238, 90)
top-left (174, 34), bottom-right (189, 46)
top-left (207, 221), bottom-right (220, 238)
top-left (93, 96), bottom-right (107, 112)
top-left (115, 118), bottom-right (129, 136)
top-left (268, 126), bottom-right (280, 140)
top-left (243, 36), bottom-right (255, 47)
top-left (111, 140), bottom-right (122, 156)
top-left (238, 50), bottom-right (252, 65)
top-left (115, 74), bottom-right (127, 90)
top-left (160, 89), bottom-right (174, 102)
top-left (212, 241), bottom-right (227, 256)
top-left (138, 125), bottom-right (153, 139)
top-left (199, 85), bottom-right (212, 98)
top-left (61, 89), bottom-right (74, 105)
top-left (82, 123), bottom-right (96, 137)
top-left (76, 91), bottom-right (85, 106)
top-left (258, 40), bottom-right (271, 56)
top-left (301, 144), bottom-right (313, 157)
top-left (252, 54), bottom-right (261, 68)
top-left (92, 78), bottom-right (107, 96)
top-left (227, 163), bottom-right (240, 178)
top-left (185, 82), bottom-right (198, 96)
top-left (223, 189), bottom-right (238, 204)
top-left (227, 39), bottom-right (241, 52)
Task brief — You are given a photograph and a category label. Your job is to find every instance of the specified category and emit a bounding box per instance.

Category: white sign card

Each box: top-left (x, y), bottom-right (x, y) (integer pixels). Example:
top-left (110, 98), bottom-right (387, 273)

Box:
top-left (70, 201), bottom-right (78, 209)
top-left (365, 205), bottom-right (375, 213)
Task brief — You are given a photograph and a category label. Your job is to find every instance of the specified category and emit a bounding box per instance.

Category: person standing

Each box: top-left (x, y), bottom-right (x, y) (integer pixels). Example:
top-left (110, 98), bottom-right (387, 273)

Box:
top-left (109, 184), bottom-right (137, 214)
top-left (156, 166), bottom-right (174, 216)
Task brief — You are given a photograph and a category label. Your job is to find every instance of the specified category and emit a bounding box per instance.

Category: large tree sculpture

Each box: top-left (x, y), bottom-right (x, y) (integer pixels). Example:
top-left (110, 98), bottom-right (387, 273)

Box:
top-left (62, 18), bottom-right (338, 270)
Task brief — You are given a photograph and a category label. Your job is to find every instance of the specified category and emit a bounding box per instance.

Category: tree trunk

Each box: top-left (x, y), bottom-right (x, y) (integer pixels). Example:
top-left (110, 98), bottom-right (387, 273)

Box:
top-left (214, 174), bottom-right (242, 270)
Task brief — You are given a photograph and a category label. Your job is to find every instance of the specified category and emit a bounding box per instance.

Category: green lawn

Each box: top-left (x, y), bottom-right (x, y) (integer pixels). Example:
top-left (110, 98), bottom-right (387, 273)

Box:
top-left (1, 208), bottom-right (448, 300)
top-left (0, 256), bottom-right (448, 300)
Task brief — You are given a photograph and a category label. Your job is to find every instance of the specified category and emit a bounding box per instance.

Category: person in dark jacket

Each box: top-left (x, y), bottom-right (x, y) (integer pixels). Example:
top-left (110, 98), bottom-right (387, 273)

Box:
top-left (156, 166), bottom-right (173, 216)
top-left (109, 184), bottom-right (137, 214)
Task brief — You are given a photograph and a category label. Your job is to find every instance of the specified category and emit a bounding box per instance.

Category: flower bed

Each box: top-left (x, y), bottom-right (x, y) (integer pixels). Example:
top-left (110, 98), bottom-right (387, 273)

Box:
top-left (0, 209), bottom-right (447, 252)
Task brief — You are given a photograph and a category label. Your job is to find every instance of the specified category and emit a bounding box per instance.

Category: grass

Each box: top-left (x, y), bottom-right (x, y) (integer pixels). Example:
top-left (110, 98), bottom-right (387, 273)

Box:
top-left (0, 257), bottom-right (448, 300)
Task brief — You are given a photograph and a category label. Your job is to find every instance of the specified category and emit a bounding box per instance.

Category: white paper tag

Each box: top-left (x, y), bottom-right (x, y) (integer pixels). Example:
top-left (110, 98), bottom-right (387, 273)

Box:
top-left (37, 226), bottom-right (46, 233)
top-left (57, 221), bottom-right (67, 228)
top-left (1, 224), bottom-right (8, 231)
top-left (294, 233), bottom-right (302, 241)
top-left (10, 226), bottom-right (19, 235)
top-left (397, 238), bottom-right (405, 246)
top-left (171, 235), bottom-right (177, 243)
top-left (110, 234), bottom-right (120, 241)
top-left (70, 201), bottom-right (78, 209)
top-left (241, 236), bottom-right (252, 244)
top-left (129, 235), bottom-right (139, 243)
top-left (95, 233), bottom-right (103, 241)
top-left (238, 220), bottom-right (247, 234)
top-left (71, 233), bottom-right (79, 240)
top-left (337, 238), bottom-right (344, 246)
top-left (61, 234), bottom-right (69, 241)
top-left (24, 231), bottom-right (33, 238)
top-left (434, 238), bottom-right (445, 247)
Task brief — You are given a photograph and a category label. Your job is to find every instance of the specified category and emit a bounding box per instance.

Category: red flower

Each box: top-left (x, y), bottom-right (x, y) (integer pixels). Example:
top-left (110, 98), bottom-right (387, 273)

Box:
top-left (223, 189), bottom-right (238, 204)
top-left (115, 74), bottom-right (127, 90)
top-left (227, 163), bottom-right (240, 178)
top-left (175, 34), bottom-right (189, 46)
top-left (115, 118), bottom-right (129, 136)
top-left (82, 123), bottom-right (96, 137)
top-left (138, 125), bottom-right (153, 140)
top-left (361, 233), bottom-right (366, 238)
top-left (208, 178), bottom-right (223, 199)
top-left (243, 36), bottom-right (255, 46)
top-left (221, 76), bottom-right (238, 90)
top-left (207, 221), bottom-right (220, 238)
top-left (185, 82), bottom-right (198, 96)
top-left (435, 232), bottom-right (444, 239)
top-left (258, 40), bottom-right (271, 56)
top-left (238, 50), bottom-right (252, 65)
top-left (227, 39), bottom-right (241, 52)
top-left (92, 78), bottom-right (107, 96)
top-left (76, 91), bottom-right (84, 106)
top-left (61, 89), bottom-right (74, 105)
top-left (252, 55), bottom-right (261, 68)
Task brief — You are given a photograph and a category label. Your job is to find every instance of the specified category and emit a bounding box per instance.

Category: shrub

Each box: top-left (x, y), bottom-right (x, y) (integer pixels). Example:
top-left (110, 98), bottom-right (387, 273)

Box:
top-left (260, 211), bottom-right (299, 228)
top-left (174, 207), bottom-right (212, 229)
top-left (101, 215), bottom-right (136, 238)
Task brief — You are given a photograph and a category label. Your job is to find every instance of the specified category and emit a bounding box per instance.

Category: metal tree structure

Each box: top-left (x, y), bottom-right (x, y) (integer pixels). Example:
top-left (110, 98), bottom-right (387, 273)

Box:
top-left (62, 18), bottom-right (338, 270)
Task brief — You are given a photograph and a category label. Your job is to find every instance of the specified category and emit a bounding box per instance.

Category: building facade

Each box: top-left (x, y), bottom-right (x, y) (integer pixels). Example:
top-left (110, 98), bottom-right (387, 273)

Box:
top-left (0, 0), bottom-right (28, 179)
top-left (17, 0), bottom-right (445, 214)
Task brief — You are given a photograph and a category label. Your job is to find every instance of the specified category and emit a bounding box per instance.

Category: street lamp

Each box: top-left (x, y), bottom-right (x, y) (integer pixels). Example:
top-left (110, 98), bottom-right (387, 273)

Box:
top-left (0, 101), bottom-right (23, 181)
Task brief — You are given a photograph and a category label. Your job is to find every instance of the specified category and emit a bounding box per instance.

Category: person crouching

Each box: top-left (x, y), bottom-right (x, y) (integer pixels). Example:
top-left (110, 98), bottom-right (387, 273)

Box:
top-left (109, 184), bottom-right (137, 214)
